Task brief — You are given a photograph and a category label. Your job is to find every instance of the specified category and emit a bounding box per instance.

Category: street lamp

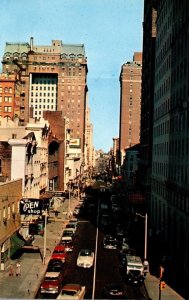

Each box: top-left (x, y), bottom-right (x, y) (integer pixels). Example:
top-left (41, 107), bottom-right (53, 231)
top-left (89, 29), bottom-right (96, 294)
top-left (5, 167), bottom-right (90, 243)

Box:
top-left (43, 208), bottom-right (48, 264)
top-left (136, 213), bottom-right (148, 260)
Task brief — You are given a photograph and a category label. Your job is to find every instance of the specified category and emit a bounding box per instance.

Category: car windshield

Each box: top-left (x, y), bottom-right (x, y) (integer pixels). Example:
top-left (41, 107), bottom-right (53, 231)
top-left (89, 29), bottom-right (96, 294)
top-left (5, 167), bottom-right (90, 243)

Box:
top-left (67, 224), bottom-right (75, 228)
top-left (106, 241), bottom-right (117, 246)
top-left (47, 262), bottom-right (62, 272)
top-left (129, 270), bottom-right (141, 276)
top-left (61, 290), bottom-right (76, 296)
top-left (80, 250), bottom-right (92, 256)
top-left (45, 276), bottom-right (58, 281)
top-left (63, 232), bottom-right (72, 236)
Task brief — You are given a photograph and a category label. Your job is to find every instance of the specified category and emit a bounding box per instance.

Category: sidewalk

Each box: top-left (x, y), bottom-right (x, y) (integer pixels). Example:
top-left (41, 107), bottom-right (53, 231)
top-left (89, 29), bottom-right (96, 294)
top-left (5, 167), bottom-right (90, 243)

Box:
top-left (145, 272), bottom-right (185, 300)
top-left (0, 196), bottom-right (79, 299)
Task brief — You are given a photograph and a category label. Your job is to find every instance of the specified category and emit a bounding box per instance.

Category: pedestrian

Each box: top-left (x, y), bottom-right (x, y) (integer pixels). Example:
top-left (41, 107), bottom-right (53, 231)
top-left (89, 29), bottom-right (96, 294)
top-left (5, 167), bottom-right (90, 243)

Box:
top-left (16, 261), bottom-right (21, 276)
top-left (143, 259), bottom-right (149, 278)
top-left (9, 264), bottom-right (14, 276)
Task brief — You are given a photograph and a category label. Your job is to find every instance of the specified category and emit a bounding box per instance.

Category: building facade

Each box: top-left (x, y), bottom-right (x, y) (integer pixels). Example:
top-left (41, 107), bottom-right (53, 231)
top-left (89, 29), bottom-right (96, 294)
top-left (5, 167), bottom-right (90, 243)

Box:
top-left (0, 179), bottom-right (22, 270)
top-left (151, 0), bottom-right (189, 294)
top-left (119, 52), bottom-right (142, 165)
top-left (2, 38), bottom-right (88, 153)
top-left (0, 73), bottom-right (21, 120)
top-left (139, 0), bottom-right (157, 195)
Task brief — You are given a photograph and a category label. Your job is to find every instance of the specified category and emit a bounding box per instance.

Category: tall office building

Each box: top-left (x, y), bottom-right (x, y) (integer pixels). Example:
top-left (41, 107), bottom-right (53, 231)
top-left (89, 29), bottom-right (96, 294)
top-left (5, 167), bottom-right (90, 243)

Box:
top-left (139, 0), bottom-right (157, 193)
top-left (151, 0), bottom-right (189, 294)
top-left (1, 38), bottom-right (88, 152)
top-left (119, 52), bottom-right (142, 164)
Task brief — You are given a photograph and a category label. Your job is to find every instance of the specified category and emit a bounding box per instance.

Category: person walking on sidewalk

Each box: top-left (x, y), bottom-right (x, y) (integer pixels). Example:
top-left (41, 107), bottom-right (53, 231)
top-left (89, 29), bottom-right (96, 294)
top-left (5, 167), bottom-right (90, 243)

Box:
top-left (16, 261), bottom-right (21, 276)
top-left (9, 264), bottom-right (14, 276)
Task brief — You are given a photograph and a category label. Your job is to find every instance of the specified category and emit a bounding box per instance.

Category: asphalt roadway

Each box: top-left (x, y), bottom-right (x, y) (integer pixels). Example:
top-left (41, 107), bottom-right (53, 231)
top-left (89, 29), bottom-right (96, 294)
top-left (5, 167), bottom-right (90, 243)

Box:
top-left (0, 196), bottom-right (185, 300)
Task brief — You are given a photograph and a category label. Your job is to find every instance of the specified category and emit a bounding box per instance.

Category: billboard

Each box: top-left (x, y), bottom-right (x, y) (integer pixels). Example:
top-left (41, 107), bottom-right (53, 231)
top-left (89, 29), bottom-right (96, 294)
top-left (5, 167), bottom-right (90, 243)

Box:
top-left (69, 138), bottom-right (80, 148)
top-left (20, 198), bottom-right (43, 215)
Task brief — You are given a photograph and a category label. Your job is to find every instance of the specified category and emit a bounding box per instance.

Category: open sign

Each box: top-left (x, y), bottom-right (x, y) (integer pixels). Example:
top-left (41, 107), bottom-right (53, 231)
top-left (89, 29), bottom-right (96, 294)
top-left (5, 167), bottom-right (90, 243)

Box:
top-left (20, 198), bottom-right (43, 215)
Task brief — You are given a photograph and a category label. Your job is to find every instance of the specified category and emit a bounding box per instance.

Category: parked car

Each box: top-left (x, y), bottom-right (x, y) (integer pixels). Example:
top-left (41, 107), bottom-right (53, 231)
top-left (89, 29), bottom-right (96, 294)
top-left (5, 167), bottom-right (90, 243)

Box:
top-left (102, 283), bottom-right (128, 299)
top-left (57, 283), bottom-right (86, 299)
top-left (47, 258), bottom-right (64, 273)
top-left (77, 249), bottom-right (94, 268)
top-left (51, 245), bottom-right (67, 263)
top-left (60, 237), bottom-right (73, 252)
top-left (66, 222), bottom-right (77, 233)
top-left (125, 255), bottom-right (144, 285)
top-left (62, 229), bottom-right (75, 239)
top-left (126, 270), bottom-right (144, 285)
top-left (116, 224), bottom-right (125, 238)
top-left (103, 235), bottom-right (118, 250)
top-left (40, 271), bottom-right (63, 294)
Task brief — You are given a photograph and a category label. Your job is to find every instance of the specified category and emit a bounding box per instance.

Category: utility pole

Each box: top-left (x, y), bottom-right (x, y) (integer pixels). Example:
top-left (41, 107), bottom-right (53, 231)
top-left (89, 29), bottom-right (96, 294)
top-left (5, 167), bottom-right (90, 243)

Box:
top-left (43, 208), bottom-right (48, 264)
top-left (136, 213), bottom-right (148, 260)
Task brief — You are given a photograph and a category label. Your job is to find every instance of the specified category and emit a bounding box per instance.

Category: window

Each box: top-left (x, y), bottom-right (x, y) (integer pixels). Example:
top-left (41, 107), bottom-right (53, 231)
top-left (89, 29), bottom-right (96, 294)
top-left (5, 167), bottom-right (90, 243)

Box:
top-left (4, 106), bottom-right (12, 112)
top-left (4, 96), bottom-right (12, 102)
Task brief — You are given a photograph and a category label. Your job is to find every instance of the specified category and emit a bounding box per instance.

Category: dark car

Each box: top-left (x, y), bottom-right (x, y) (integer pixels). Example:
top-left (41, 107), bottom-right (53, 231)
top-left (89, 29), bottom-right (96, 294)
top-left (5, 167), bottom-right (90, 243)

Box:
top-left (126, 270), bottom-right (144, 285)
top-left (102, 283), bottom-right (128, 299)
top-left (103, 235), bottom-right (118, 250)
top-left (47, 258), bottom-right (64, 273)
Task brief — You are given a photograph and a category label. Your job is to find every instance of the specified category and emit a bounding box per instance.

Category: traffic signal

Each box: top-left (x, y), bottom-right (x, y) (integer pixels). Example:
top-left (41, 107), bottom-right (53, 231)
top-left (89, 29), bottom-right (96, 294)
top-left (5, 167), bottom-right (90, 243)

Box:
top-left (160, 281), bottom-right (166, 290)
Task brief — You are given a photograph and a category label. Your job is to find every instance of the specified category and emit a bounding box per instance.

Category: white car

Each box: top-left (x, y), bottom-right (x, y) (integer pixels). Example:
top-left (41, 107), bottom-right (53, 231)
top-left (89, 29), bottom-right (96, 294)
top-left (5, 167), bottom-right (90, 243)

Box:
top-left (77, 249), bottom-right (94, 268)
top-left (57, 283), bottom-right (86, 299)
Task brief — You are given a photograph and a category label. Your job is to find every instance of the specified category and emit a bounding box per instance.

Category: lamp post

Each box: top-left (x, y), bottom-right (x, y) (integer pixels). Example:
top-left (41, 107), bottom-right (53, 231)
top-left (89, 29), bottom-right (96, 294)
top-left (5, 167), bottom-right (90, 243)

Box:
top-left (43, 208), bottom-right (48, 264)
top-left (136, 213), bottom-right (148, 260)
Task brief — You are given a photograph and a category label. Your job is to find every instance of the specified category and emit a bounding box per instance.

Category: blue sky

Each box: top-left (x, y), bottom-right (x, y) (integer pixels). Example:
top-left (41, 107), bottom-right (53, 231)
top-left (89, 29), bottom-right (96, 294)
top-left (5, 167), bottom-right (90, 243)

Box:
top-left (0, 0), bottom-right (144, 152)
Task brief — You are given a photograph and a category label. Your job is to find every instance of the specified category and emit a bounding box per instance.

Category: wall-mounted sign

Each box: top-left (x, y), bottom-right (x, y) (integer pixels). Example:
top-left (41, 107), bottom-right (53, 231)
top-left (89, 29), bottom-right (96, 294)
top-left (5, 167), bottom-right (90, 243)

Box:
top-left (69, 138), bottom-right (80, 148)
top-left (20, 198), bottom-right (43, 215)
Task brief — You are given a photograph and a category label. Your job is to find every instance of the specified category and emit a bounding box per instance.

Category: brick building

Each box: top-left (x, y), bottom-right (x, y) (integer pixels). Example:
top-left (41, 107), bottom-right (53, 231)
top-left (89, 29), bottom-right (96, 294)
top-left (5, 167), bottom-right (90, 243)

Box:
top-left (0, 73), bottom-right (21, 120)
top-left (2, 38), bottom-right (88, 153)
top-left (0, 179), bottom-right (22, 270)
top-left (119, 52), bottom-right (142, 165)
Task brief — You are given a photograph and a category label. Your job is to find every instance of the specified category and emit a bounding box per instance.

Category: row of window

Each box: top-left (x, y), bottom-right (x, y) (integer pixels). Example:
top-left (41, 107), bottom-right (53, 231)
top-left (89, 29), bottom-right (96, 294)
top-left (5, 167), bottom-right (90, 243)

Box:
top-left (31, 92), bottom-right (55, 97)
top-left (32, 105), bottom-right (55, 110)
top-left (152, 161), bottom-right (188, 185)
top-left (30, 98), bottom-right (55, 103)
top-left (0, 87), bottom-right (13, 93)
top-left (31, 86), bottom-right (55, 91)
top-left (0, 203), bottom-right (18, 223)
top-left (153, 138), bottom-right (189, 157)
top-left (152, 178), bottom-right (189, 214)
top-left (0, 96), bottom-right (12, 102)
top-left (0, 106), bottom-right (12, 112)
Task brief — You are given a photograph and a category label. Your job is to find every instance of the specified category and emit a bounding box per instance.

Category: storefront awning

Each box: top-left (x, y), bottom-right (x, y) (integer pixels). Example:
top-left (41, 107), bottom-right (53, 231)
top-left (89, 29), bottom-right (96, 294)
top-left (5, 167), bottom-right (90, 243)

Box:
top-left (10, 233), bottom-right (25, 258)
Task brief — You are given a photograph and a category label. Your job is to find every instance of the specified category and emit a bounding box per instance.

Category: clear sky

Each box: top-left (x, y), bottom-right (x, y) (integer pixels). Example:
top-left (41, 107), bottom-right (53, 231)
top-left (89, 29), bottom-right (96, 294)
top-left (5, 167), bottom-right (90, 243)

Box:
top-left (0, 0), bottom-right (144, 152)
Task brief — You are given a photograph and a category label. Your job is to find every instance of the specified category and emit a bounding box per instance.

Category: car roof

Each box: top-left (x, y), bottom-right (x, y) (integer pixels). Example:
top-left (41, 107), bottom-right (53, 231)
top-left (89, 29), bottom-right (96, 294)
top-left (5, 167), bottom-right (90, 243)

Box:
top-left (61, 236), bottom-right (72, 241)
top-left (45, 271), bottom-right (60, 277)
top-left (54, 244), bottom-right (65, 250)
